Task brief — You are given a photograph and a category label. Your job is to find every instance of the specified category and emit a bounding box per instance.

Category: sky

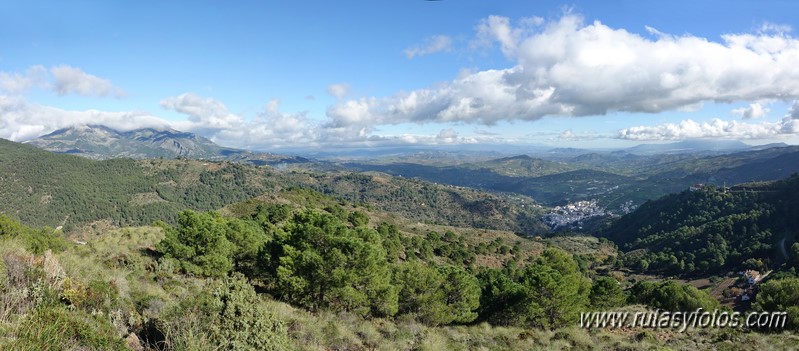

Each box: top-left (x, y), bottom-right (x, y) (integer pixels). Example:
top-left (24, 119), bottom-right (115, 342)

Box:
top-left (2, 0), bottom-right (799, 151)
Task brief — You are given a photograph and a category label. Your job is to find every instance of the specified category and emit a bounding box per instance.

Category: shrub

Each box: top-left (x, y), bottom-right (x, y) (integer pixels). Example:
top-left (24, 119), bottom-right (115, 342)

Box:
top-left (158, 274), bottom-right (290, 351)
top-left (10, 305), bottom-right (127, 351)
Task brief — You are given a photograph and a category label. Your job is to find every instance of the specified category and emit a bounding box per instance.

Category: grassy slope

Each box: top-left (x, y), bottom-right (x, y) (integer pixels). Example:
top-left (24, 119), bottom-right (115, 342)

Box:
top-left (2, 226), bottom-right (797, 351)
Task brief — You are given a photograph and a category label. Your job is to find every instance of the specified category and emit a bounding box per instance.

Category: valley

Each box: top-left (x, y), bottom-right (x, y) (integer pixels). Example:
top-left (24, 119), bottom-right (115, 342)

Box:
top-left (5, 2), bottom-right (799, 349)
top-left (2, 131), bottom-right (799, 350)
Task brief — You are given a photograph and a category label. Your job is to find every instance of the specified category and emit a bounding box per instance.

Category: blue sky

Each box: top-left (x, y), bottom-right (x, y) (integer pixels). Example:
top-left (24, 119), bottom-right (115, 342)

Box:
top-left (2, 0), bottom-right (799, 150)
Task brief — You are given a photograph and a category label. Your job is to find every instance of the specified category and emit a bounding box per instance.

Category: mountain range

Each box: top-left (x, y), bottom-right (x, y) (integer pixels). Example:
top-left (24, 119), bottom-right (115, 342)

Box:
top-left (24, 125), bottom-right (309, 166)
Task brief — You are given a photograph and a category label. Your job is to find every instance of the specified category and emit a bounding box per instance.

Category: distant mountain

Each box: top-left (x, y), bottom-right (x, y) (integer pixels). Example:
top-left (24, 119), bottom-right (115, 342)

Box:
top-left (294, 143), bottom-right (554, 160)
top-left (748, 142), bottom-right (790, 151)
top-left (24, 125), bottom-right (308, 165)
top-left (472, 155), bottom-right (575, 178)
top-left (625, 139), bottom-right (751, 155)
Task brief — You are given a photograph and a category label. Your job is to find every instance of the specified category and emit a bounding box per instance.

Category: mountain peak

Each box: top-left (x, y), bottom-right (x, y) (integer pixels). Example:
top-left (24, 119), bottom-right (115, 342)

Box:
top-left (26, 125), bottom-right (230, 160)
top-left (25, 124), bottom-right (309, 166)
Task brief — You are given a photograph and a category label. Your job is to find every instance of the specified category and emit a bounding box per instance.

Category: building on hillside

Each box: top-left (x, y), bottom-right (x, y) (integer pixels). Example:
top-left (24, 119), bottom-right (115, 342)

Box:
top-left (743, 269), bottom-right (761, 285)
top-left (689, 183), bottom-right (705, 191)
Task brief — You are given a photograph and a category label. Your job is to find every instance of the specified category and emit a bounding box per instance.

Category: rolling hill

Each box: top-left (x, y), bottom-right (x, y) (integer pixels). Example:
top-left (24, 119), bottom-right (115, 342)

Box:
top-left (0, 138), bottom-right (547, 235)
top-left (605, 176), bottom-right (799, 276)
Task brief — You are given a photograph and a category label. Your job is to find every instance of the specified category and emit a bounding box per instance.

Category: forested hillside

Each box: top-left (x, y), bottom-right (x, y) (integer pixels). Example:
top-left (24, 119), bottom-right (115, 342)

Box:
top-left (606, 175), bottom-right (799, 276)
top-left (0, 139), bottom-right (546, 235)
top-left (346, 146), bottom-right (799, 210)
top-left (0, 139), bottom-right (266, 229)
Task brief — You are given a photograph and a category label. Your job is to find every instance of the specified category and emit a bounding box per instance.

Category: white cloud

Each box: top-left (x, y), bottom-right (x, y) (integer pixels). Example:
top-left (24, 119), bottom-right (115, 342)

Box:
top-left (759, 22), bottom-right (792, 35)
top-left (617, 117), bottom-right (799, 141)
top-left (0, 65), bottom-right (125, 98)
top-left (50, 65), bottom-right (126, 97)
top-left (159, 93), bottom-right (507, 149)
top-left (1, 89), bottom-right (517, 150)
top-left (556, 129), bottom-right (601, 141)
top-left (326, 83), bottom-right (350, 99)
top-left (789, 100), bottom-right (799, 119)
top-left (161, 93), bottom-right (244, 132)
top-left (0, 95), bottom-right (168, 141)
top-left (404, 35), bottom-right (453, 59)
top-left (472, 16), bottom-right (543, 58)
top-left (436, 128), bottom-right (458, 143)
top-left (559, 129), bottom-right (576, 140)
top-left (0, 66), bottom-right (48, 95)
top-left (732, 102), bottom-right (769, 119)
top-left (226, 99), bottom-right (321, 149)
top-left (155, 93), bottom-right (364, 149)
top-left (328, 14), bottom-right (799, 128)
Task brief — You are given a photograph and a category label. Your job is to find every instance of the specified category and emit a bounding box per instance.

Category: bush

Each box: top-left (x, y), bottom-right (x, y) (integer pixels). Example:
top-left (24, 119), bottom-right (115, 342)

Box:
top-left (265, 209), bottom-right (397, 317)
top-left (628, 280), bottom-right (720, 311)
top-left (590, 276), bottom-right (626, 310)
top-left (753, 277), bottom-right (799, 329)
top-left (393, 261), bottom-right (480, 326)
top-left (156, 211), bottom-right (236, 277)
top-left (158, 274), bottom-right (290, 351)
top-left (10, 305), bottom-right (127, 351)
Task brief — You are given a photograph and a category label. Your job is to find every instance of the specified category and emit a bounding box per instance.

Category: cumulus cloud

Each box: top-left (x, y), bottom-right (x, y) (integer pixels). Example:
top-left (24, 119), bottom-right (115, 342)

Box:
top-left (50, 65), bottom-right (126, 97)
top-left (153, 93), bottom-right (341, 148)
top-left (1, 89), bottom-right (513, 150)
top-left (472, 15), bottom-right (543, 57)
top-left (0, 95), bottom-right (168, 141)
top-left (158, 94), bottom-right (504, 149)
top-left (326, 83), bottom-right (350, 99)
top-left (161, 93), bottom-right (244, 132)
top-left (732, 102), bottom-right (769, 119)
top-left (559, 129), bottom-right (577, 140)
top-left (759, 22), bottom-right (792, 35)
top-left (556, 129), bottom-right (601, 141)
top-left (0, 66), bottom-right (49, 95)
top-left (789, 100), bottom-right (799, 119)
top-left (404, 35), bottom-right (453, 59)
top-left (328, 14), bottom-right (799, 128)
top-left (223, 99), bottom-right (321, 149)
top-left (617, 117), bottom-right (799, 141)
top-left (0, 65), bottom-right (125, 98)
top-left (436, 128), bottom-right (459, 143)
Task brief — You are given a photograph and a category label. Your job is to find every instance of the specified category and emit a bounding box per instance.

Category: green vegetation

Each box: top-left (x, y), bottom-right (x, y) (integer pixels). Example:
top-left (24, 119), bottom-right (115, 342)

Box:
top-left (589, 276), bottom-right (626, 310)
top-left (475, 248), bottom-right (591, 329)
top-left (0, 214), bottom-right (68, 254)
top-left (2, 186), bottom-right (798, 349)
top-left (158, 274), bottom-right (290, 351)
top-left (0, 139), bottom-right (545, 235)
top-left (3, 138), bottom-right (799, 349)
top-left (753, 277), bottom-right (799, 328)
top-left (262, 208), bottom-right (397, 317)
top-left (347, 146), bottom-right (799, 211)
top-left (607, 176), bottom-right (799, 276)
top-left (628, 280), bottom-right (721, 311)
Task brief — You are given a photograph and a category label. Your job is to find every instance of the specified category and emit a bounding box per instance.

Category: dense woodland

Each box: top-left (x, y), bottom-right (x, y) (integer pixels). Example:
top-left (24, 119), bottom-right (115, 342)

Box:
top-left (606, 175), bottom-right (799, 276)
